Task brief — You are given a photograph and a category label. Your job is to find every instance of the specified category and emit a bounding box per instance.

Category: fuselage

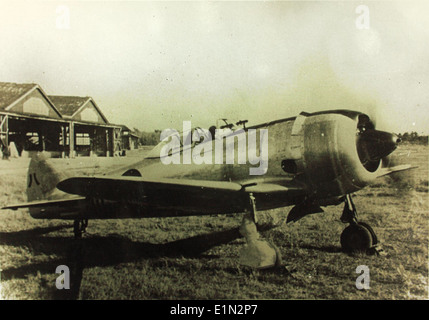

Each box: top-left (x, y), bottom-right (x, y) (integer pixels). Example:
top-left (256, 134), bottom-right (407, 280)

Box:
top-left (28, 110), bottom-right (399, 220)
top-left (111, 110), bottom-right (386, 202)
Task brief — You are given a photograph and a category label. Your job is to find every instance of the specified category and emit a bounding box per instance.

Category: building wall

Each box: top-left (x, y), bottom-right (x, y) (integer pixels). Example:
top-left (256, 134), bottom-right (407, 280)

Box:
top-left (7, 89), bottom-right (61, 119)
top-left (74, 101), bottom-right (106, 124)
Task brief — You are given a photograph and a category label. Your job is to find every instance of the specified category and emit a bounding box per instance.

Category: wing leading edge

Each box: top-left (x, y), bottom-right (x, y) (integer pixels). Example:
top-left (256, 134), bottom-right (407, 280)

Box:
top-left (2, 197), bottom-right (86, 210)
top-left (377, 164), bottom-right (417, 178)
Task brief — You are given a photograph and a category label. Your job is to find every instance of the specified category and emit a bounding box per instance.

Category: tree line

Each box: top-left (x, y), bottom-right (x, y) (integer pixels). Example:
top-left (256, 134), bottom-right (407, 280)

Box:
top-left (132, 128), bottom-right (162, 146)
top-left (397, 132), bottom-right (428, 145)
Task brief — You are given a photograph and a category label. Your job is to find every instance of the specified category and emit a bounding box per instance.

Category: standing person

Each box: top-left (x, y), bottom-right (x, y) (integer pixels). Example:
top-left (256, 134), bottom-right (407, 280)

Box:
top-left (1, 138), bottom-right (10, 160)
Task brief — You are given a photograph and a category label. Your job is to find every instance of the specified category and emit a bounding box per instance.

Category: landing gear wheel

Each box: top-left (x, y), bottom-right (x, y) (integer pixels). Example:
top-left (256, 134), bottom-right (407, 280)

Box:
top-left (73, 219), bottom-right (88, 239)
top-left (238, 193), bottom-right (281, 269)
top-left (340, 223), bottom-right (373, 253)
top-left (358, 221), bottom-right (378, 246)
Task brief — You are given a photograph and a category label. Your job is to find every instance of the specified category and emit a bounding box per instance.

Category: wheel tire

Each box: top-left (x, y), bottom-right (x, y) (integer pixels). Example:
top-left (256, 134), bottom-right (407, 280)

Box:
top-left (358, 221), bottom-right (378, 245)
top-left (340, 223), bottom-right (373, 253)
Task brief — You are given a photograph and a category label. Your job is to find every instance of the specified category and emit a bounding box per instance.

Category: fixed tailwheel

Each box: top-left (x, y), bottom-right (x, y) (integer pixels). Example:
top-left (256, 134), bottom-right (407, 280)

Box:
top-left (73, 219), bottom-right (88, 239)
top-left (340, 222), bottom-right (378, 254)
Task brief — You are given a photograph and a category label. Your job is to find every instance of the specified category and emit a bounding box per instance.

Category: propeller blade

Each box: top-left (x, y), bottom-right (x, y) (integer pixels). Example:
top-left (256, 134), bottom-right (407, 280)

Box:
top-left (357, 129), bottom-right (401, 168)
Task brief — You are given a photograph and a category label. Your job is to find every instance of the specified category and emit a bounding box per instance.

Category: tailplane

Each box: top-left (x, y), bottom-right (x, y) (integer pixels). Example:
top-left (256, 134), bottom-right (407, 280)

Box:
top-left (26, 154), bottom-right (69, 201)
top-left (2, 154), bottom-right (86, 220)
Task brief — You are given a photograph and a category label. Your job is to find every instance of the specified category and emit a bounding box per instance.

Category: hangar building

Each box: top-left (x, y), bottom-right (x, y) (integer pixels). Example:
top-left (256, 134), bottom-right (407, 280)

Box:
top-left (0, 82), bottom-right (123, 159)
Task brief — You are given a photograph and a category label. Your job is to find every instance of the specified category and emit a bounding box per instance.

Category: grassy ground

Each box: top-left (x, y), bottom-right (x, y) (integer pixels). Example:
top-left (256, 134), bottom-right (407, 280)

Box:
top-left (0, 144), bottom-right (427, 300)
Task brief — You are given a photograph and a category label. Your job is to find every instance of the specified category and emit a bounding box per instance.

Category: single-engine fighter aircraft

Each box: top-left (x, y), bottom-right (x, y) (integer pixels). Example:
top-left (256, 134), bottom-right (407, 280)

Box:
top-left (2, 110), bottom-right (412, 268)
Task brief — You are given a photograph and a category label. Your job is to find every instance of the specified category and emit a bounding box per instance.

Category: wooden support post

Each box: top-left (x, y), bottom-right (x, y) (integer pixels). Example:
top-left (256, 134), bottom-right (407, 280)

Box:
top-left (0, 115), bottom-right (9, 159)
top-left (0, 115), bottom-right (9, 147)
top-left (90, 128), bottom-right (96, 157)
top-left (61, 125), bottom-right (66, 158)
top-left (69, 122), bottom-right (75, 158)
top-left (106, 129), bottom-right (110, 157)
top-left (41, 131), bottom-right (46, 152)
top-left (5, 115), bottom-right (8, 148)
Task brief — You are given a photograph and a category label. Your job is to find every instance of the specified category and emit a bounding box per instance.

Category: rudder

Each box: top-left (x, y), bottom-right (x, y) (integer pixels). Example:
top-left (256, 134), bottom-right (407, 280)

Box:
top-left (26, 154), bottom-right (68, 201)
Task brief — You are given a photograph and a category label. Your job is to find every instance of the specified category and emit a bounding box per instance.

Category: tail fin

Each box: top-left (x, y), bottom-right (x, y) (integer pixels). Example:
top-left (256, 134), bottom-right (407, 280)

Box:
top-left (26, 154), bottom-right (69, 201)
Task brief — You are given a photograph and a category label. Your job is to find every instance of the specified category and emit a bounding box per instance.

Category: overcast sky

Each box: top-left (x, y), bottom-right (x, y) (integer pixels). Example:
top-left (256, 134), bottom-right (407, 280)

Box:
top-left (0, 0), bottom-right (428, 133)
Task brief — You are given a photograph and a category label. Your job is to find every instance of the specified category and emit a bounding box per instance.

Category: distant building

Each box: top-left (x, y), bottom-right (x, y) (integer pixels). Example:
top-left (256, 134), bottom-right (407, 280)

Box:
top-left (48, 95), bottom-right (122, 157)
top-left (0, 81), bottom-right (122, 159)
top-left (120, 125), bottom-right (140, 150)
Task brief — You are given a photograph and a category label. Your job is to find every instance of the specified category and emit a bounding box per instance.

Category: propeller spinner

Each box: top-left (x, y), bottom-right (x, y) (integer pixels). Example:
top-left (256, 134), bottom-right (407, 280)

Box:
top-left (356, 115), bottom-right (401, 172)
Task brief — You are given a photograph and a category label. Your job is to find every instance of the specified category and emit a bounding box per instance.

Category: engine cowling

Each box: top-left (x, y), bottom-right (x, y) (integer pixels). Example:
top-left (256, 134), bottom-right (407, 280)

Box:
top-left (294, 111), bottom-right (399, 199)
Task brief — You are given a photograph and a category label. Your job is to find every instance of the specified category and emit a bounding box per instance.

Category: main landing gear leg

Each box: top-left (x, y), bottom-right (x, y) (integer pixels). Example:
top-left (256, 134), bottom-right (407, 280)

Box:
top-left (238, 193), bottom-right (282, 269)
top-left (340, 194), bottom-right (383, 255)
top-left (73, 219), bottom-right (88, 239)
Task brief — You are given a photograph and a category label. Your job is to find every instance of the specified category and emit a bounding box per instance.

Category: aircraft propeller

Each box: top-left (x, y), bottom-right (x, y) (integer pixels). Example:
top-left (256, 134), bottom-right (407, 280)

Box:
top-left (356, 115), bottom-right (401, 171)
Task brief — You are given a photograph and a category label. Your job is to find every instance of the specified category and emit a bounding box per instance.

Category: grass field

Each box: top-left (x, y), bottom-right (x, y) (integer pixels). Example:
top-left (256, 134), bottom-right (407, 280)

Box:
top-left (0, 144), bottom-right (427, 300)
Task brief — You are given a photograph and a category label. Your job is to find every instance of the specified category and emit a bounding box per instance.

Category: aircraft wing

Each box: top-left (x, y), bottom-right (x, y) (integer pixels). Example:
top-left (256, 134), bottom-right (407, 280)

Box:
top-left (2, 197), bottom-right (86, 210)
top-left (56, 176), bottom-right (306, 214)
top-left (377, 164), bottom-right (417, 178)
top-left (58, 176), bottom-right (243, 197)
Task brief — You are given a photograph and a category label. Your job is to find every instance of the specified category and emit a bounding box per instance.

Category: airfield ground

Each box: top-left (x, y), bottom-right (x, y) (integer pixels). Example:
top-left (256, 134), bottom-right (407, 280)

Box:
top-left (0, 144), bottom-right (427, 300)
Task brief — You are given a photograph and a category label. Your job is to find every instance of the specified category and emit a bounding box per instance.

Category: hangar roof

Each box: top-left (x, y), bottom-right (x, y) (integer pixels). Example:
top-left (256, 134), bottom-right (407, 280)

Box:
top-left (0, 82), bottom-right (63, 118)
top-left (0, 82), bottom-right (39, 111)
top-left (0, 82), bottom-right (120, 127)
top-left (48, 95), bottom-right (110, 124)
top-left (48, 95), bottom-right (89, 117)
